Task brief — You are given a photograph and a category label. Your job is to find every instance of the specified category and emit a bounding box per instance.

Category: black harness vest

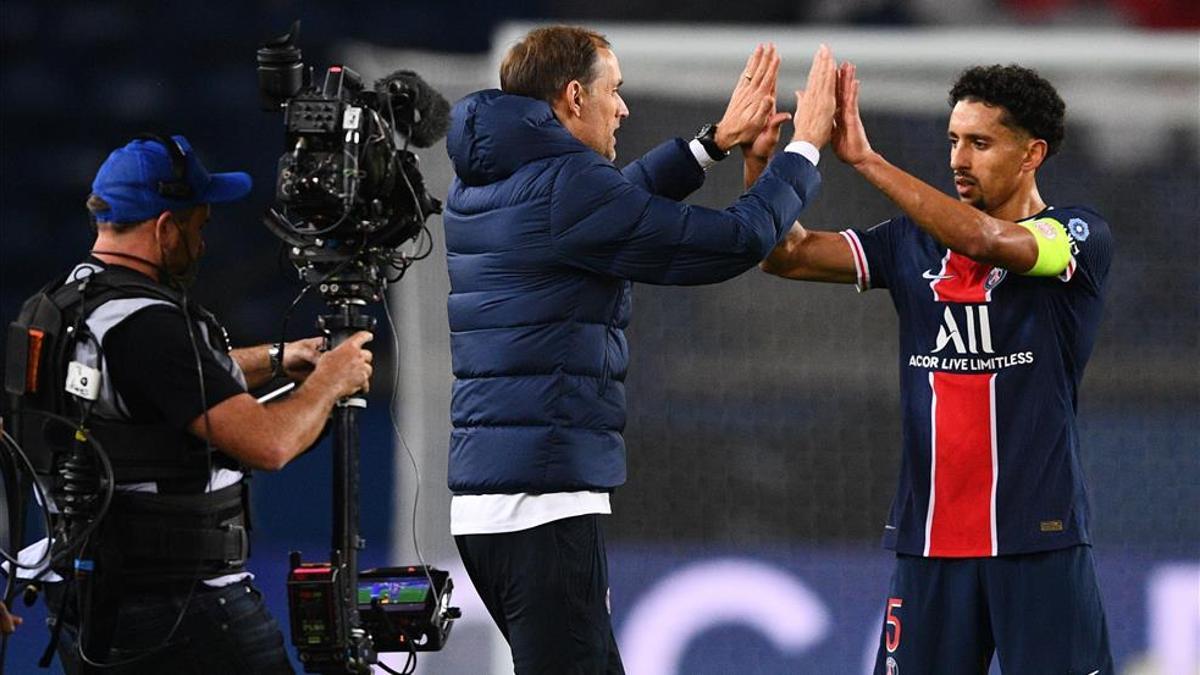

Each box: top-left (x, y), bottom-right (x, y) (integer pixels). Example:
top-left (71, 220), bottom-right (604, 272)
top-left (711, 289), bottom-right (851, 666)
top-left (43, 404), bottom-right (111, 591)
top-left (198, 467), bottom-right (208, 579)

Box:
top-left (5, 264), bottom-right (251, 580)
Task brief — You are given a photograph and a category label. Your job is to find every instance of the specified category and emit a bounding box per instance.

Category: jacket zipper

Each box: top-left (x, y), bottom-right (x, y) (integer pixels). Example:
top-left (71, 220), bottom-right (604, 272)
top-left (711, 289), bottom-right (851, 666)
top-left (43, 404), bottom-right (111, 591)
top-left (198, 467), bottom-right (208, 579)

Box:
top-left (597, 288), bottom-right (623, 396)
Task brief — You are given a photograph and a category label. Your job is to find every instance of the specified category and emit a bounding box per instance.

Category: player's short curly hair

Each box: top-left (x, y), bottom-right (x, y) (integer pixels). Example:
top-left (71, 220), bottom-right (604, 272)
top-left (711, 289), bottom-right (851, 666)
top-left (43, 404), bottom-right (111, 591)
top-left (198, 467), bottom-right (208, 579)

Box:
top-left (949, 64), bottom-right (1066, 157)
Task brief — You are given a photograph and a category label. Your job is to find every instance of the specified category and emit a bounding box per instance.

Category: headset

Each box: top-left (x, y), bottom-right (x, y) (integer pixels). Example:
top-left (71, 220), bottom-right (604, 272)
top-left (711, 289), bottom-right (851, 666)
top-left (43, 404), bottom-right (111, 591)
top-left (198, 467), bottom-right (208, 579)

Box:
top-left (132, 132), bottom-right (195, 200)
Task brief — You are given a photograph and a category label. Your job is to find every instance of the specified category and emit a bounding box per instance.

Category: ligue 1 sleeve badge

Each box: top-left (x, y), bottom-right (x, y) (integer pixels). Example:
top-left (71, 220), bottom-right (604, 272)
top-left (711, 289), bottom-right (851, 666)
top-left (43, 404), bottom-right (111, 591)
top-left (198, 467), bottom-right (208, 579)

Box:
top-left (1067, 217), bottom-right (1090, 241)
top-left (984, 267), bottom-right (1007, 292)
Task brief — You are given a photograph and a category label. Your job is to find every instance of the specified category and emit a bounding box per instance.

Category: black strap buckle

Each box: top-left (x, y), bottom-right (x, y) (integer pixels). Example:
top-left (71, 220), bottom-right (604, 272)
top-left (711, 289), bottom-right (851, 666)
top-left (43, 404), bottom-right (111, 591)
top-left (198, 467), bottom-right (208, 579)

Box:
top-left (222, 523), bottom-right (249, 569)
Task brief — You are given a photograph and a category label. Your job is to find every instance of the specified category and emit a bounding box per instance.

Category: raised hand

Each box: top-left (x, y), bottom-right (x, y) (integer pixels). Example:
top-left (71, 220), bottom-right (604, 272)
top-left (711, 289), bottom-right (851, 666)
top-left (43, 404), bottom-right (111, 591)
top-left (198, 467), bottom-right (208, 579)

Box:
top-left (714, 43), bottom-right (782, 151)
top-left (791, 44), bottom-right (837, 148)
top-left (832, 61), bottom-right (875, 166)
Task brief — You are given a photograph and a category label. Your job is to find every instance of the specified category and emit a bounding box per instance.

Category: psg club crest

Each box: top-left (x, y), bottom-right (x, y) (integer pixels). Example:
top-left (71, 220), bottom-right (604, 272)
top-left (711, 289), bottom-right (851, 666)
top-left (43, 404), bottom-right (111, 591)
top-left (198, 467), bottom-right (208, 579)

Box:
top-left (886, 656), bottom-right (900, 675)
top-left (984, 267), bottom-right (1008, 292)
top-left (1067, 217), bottom-right (1090, 241)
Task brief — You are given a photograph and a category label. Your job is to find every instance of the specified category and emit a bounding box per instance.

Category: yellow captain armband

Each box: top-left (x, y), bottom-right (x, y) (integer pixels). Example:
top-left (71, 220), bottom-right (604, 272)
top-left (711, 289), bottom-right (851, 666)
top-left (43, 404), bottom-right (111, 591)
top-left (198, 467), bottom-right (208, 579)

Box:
top-left (1017, 217), bottom-right (1072, 276)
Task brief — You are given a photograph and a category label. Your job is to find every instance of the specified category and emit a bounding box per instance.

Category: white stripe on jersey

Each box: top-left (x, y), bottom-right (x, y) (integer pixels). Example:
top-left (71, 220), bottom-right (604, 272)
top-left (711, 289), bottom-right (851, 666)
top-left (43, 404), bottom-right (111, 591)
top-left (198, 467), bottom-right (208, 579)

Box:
top-left (989, 373), bottom-right (999, 556)
top-left (924, 371), bottom-right (937, 557)
top-left (840, 230), bottom-right (871, 291)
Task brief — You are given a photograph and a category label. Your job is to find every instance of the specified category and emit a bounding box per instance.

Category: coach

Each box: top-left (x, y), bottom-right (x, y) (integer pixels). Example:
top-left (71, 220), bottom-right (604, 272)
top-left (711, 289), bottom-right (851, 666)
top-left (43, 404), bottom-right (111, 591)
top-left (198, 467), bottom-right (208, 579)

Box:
top-left (442, 25), bottom-right (837, 674)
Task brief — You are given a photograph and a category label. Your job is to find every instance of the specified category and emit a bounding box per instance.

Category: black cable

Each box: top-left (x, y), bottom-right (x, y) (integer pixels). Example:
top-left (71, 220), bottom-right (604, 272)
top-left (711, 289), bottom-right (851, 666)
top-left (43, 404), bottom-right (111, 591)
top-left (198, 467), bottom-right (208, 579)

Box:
top-left (75, 574), bottom-right (200, 670)
top-left (0, 426), bottom-right (54, 570)
top-left (366, 601), bottom-right (418, 675)
top-left (0, 411), bottom-right (186, 670)
top-left (0, 411), bottom-right (116, 574)
top-left (274, 281), bottom-right (316, 385)
top-left (273, 242), bottom-right (365, 373)
top-left (398, 625), bottom-right (418, 675)
top-left (0, 512), bottom-right (25, 671)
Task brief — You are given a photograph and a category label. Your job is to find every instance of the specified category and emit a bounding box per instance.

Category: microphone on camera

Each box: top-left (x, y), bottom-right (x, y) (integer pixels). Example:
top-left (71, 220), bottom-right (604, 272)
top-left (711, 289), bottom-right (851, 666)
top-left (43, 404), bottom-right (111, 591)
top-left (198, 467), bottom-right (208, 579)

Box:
top-left (375, 70), bottom-right (451, 148)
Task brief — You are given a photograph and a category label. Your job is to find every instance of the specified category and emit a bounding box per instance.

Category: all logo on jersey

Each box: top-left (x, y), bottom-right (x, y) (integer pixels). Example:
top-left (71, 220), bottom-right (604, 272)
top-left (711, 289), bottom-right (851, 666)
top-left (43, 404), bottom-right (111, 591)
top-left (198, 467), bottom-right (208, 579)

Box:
top-left (908, 305), bottom-right (1035, 372)
top-left (933, 306), bottom-right (994, 355)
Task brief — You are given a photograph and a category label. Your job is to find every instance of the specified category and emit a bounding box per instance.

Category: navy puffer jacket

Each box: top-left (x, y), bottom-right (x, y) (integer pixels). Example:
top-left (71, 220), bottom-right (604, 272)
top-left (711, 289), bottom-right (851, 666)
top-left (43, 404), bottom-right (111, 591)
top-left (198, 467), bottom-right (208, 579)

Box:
top-left (444, 89), bottom-right (821, 494)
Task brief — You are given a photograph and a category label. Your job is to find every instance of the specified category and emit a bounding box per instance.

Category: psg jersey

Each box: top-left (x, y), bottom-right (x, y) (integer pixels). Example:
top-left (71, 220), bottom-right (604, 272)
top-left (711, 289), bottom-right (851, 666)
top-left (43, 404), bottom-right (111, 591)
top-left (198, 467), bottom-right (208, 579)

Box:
top-left (842, 206), bottom-right (1113, 557)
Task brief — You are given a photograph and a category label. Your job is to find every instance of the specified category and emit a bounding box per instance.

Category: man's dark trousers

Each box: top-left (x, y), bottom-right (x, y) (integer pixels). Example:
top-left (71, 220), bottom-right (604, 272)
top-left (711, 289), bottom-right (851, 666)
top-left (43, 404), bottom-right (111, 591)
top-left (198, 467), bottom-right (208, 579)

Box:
top-left (455, 514), bottom-right (625, 675)
top-left (47, 578), bottom-right (293, 674)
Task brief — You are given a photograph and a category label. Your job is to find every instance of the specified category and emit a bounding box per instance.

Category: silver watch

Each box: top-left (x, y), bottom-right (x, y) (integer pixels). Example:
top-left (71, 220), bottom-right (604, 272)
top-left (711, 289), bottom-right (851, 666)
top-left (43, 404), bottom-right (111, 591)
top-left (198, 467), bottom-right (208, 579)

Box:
top-left (267, 344), bottom-right (284, 377)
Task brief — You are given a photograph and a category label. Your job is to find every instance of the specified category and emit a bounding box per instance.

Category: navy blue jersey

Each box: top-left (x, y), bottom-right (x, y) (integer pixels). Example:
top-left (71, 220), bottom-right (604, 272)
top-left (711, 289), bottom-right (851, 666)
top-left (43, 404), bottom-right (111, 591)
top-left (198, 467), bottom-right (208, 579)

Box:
top-left (843, 206), bottom-right (1113, 557)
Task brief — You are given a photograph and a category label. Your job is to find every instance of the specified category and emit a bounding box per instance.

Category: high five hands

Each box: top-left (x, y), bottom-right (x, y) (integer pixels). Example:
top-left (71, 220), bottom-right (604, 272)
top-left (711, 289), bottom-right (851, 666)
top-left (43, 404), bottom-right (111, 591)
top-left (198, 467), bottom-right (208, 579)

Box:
top-left (831, 61), bottom-right (875, 167)
top-left (715, 43), bottom-right (786, 152)
top-left (736, 44), bottom-right (876, 167)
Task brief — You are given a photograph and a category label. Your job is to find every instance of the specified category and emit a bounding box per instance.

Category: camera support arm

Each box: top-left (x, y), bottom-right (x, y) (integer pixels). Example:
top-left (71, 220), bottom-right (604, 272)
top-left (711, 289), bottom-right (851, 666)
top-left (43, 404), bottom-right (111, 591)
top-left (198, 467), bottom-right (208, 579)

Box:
top-left (295, 303), bottom-right (378, 673)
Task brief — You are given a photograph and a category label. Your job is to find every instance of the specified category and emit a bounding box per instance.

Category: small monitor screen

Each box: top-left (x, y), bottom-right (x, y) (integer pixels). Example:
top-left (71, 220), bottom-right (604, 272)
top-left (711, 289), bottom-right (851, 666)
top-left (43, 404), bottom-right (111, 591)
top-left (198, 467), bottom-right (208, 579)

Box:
top-left (358, 577), bottom-right (431, 612)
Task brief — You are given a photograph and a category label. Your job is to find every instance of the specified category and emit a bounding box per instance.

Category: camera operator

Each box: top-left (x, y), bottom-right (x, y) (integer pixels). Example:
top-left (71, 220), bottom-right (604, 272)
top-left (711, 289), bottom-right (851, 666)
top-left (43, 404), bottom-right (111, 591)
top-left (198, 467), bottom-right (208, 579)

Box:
top-left (14, 135), bottom-right (373, 674)
top-left (444, 26), bottom-right (836, 674)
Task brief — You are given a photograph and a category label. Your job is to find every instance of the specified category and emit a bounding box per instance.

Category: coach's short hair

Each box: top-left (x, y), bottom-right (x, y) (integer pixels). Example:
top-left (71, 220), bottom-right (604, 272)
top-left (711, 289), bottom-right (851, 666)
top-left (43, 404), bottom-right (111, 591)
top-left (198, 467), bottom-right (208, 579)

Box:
top-left (500, 26), bottom-right (611, 104)
top-left (949, 64), bottom-right (1066, 157)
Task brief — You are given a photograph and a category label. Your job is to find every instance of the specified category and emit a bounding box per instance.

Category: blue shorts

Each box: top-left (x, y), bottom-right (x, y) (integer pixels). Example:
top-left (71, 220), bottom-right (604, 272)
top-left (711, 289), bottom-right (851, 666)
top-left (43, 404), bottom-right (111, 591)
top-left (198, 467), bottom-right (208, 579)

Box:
top-left (873, 545), bottom-right (1112, 675)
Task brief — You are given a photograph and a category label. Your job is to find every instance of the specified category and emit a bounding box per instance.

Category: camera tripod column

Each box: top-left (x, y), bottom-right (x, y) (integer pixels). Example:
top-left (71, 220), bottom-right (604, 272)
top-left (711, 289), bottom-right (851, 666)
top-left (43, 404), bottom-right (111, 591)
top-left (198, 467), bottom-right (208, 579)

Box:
top-left (319, 302), bottom-right (377, 672)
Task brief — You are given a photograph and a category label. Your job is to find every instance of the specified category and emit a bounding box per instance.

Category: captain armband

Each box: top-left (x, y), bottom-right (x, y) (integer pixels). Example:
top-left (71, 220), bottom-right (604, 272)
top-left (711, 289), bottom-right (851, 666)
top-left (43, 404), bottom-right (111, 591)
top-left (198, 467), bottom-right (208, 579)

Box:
top-left (1017, 217), bottom-right (1072, 276)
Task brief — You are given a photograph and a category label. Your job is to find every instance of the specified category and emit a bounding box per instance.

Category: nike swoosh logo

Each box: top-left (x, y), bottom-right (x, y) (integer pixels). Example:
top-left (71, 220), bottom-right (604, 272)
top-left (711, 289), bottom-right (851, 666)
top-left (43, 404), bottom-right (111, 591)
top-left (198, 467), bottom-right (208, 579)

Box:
top-left (922, 270), bottom-right (955, 280)
top-left (1087, 671), bottom-right (1100, 675)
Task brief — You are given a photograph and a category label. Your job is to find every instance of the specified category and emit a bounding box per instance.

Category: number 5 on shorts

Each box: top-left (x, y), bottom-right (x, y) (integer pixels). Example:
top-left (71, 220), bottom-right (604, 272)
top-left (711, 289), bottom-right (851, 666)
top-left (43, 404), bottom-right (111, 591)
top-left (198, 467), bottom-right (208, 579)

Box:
top-left (885, 597), bottom-right (903, 653)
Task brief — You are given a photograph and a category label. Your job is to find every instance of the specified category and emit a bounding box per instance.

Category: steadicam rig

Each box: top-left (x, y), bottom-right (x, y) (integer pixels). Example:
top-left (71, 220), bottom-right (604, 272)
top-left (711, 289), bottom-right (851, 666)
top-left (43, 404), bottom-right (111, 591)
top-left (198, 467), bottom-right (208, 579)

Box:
top-left (256, 21), bottom-right (458, 674)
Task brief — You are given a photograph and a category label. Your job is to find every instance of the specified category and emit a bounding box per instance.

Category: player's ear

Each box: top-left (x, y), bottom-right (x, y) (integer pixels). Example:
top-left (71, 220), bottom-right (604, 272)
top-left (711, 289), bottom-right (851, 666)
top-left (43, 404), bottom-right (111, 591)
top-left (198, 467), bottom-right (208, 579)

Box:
top-left (1022, 138), bottom-right (1047, 173)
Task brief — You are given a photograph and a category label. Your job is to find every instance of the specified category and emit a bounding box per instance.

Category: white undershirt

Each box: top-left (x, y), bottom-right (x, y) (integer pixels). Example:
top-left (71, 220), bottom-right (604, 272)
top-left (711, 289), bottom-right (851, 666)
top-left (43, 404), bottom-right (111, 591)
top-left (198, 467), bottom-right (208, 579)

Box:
top-left (451, 139), bottom-right (820, 537)
top-left (688, 138), bottom-right (821, 171)
top-left (450, 491), bottom-right (612, 536)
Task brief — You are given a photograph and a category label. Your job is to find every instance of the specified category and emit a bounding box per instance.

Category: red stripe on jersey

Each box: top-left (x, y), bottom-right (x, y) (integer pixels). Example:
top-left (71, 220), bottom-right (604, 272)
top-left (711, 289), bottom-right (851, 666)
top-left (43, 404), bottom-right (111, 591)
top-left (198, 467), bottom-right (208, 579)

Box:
top-left (926, 371), bottom-right (996, 557)
top-left (931, 252), bottom-right (993, 303)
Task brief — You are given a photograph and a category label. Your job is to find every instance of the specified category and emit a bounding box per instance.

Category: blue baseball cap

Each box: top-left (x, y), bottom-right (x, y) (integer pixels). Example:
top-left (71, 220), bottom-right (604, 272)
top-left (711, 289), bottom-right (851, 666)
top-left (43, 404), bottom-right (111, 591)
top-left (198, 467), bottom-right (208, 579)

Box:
top-left (90, 135), bottom-right (252, 224)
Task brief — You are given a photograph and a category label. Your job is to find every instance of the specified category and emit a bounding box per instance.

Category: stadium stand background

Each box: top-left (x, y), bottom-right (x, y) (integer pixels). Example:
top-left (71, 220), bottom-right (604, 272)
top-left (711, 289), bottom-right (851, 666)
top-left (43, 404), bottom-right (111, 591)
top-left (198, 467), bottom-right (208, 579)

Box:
top-left (1, 2), bottom-right (1196, 673)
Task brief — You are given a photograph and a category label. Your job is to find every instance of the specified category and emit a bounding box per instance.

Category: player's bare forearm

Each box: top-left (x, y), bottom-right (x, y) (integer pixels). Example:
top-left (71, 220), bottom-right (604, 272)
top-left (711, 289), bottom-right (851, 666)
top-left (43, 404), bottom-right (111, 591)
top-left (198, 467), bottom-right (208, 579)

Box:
top-left (851, 153), bottom-right (1037, 270)
top-left (760, 223), bottom-right (857, 283)
top-left (743, 154), bottom-right (768, 190)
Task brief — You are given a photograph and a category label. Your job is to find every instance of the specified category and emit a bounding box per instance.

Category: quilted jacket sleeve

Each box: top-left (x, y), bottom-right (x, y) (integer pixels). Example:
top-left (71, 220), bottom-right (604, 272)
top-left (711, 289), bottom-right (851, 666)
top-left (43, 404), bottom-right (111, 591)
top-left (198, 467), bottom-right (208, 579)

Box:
top-left (620, 138), bottom-right (705, 201)
top-left (550, 151), bottom-right (821, 286)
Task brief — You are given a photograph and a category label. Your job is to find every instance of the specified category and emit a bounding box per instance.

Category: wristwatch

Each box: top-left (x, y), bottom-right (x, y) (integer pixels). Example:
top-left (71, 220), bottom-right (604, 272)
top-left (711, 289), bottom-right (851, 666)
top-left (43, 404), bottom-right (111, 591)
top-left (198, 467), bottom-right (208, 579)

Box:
top-left (267, 343), bottom-right (284, 378)
top-left (693, 122), bottom-right (729, 162)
